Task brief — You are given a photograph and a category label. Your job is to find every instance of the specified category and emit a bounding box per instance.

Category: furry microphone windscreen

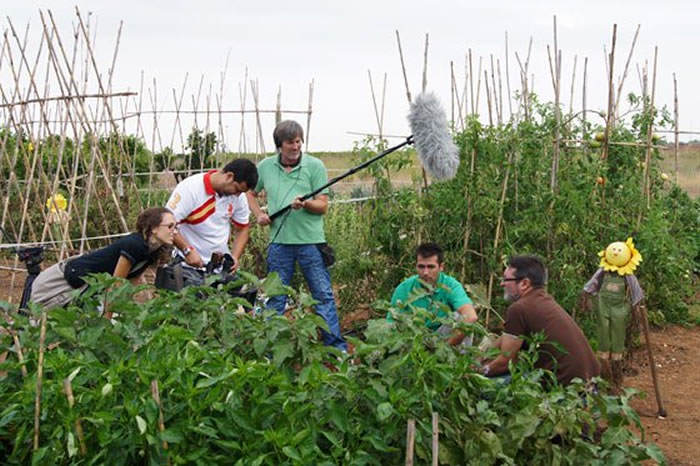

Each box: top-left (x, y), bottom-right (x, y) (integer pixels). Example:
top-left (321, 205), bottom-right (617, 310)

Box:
top-left (407, 92), bottom-right (460, 180)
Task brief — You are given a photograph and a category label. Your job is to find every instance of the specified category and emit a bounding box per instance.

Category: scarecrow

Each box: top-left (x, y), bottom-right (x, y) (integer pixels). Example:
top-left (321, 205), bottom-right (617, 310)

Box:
top-left (581, 237), bottom-right (644, 386)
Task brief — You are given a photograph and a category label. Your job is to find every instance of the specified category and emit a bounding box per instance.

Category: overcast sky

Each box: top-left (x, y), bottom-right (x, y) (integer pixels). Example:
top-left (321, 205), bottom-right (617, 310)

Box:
top-left (4, 1), bottom-right (700, 151)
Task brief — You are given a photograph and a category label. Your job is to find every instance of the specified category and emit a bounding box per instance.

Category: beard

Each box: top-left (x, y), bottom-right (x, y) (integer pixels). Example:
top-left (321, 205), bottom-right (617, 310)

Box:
top-left (503, 290), bottom-right (520, 302)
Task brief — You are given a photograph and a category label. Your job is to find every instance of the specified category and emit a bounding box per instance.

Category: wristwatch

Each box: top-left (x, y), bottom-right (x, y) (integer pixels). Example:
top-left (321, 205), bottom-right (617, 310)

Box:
top-left (182, 247), bottom-right (193, 257)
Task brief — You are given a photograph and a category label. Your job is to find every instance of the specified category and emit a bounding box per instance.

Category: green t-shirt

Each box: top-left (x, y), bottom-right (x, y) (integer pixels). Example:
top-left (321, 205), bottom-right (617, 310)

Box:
top-left (389, 272), bottom-right (473, 330)
top-left (255, 154), bottom-right (329, 244)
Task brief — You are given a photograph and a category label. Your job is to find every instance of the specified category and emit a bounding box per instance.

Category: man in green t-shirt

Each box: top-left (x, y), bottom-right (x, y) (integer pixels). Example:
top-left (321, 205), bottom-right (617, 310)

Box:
top-left (389, 242), bottom-right (477, 345)
top-left (246, 120), bottom-right (346, 351)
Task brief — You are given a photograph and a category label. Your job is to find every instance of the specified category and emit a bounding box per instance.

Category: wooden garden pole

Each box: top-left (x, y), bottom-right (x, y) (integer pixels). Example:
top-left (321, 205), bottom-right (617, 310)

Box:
top-left (613, 25), bottom-right (640, 120)
top-left (395, 30), bottom-right (412, 105)
top-left (306, 78), bottom-right (314, 150)
top-left (486, 150), bottom-right (515, 321)
top-left (602, 25), bottom-right (617, 161)
top-left (468, 49), bottom-right (475, 115)
top-left (504, 31), bottom-right (513, 121)
top-left (404, 419), bottom-right (415, 466)
top-left (63, 378), bottom-right (87, 455)
top-left (568, 55), bottom-right (577, 122)
top-left (484, 70), bottom-right (493, 126)
top-left (33, 310), bottom-right (47, 451)
top-left (642, 46), bottom-right (658, 211)
top-left (582, 57), bottom-right (588, 140)
top-left (638, 304), bottom-right (667, 417)
top-left (673, 73), bottom-right (679, 184)
top-left (12, 331), bottom-right (28, 377)
top-left (431, 413), bottom-right (439, 466)
top-left (151, 380), bottom-right (169, 453)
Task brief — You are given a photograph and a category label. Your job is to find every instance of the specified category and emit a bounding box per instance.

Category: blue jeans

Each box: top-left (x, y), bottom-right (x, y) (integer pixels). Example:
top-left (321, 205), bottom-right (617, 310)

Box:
top-left (267, 243), bottom-right (347, 351)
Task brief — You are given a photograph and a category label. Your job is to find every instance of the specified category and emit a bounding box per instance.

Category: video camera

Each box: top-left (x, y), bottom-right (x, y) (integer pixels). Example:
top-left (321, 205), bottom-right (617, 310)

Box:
top-left (16, 246), bottom-right (44, 275)
top-left (154, 252), bottom-right (257, 306)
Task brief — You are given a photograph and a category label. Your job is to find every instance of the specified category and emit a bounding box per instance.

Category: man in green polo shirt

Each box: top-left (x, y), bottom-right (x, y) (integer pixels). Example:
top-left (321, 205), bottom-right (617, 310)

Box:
top-left (389, 242), bottom-right (477, 345)
top-left (246, 120), bottom-right (347, 351)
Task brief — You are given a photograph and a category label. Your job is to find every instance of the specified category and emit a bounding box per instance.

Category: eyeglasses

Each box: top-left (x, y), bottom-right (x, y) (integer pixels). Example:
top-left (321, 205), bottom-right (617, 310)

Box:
top-left (159, 222), bottom-right (178, 230)
top-left (500, 277), bottom-right (522, 283)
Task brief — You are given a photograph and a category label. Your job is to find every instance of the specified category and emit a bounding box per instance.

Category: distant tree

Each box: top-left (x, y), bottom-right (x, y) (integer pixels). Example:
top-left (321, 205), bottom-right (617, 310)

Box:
top-left (186, 128), bottom-right (216, 170)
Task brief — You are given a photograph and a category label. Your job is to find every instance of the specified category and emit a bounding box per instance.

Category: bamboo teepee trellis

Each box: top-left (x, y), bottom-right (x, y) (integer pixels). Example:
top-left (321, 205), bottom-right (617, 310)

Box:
top-left (0, 8), bottom-right (315, 302)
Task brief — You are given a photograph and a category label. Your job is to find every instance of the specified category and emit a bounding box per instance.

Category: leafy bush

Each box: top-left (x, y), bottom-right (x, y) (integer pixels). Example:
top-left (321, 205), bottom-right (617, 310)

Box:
top-left (0, 277), bottom-right (664, 464)
top-left (338, 99), bottom-right (699, 327)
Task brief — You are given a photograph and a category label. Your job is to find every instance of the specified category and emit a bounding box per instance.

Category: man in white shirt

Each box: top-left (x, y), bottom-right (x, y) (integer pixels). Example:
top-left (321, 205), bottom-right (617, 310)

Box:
top-left (166, 159), bottom-right (258, 271)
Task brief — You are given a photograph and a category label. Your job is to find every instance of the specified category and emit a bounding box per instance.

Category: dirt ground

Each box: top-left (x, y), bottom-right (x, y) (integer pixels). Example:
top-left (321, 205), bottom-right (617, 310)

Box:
top-left (625, 324), bottom-right (700, 466)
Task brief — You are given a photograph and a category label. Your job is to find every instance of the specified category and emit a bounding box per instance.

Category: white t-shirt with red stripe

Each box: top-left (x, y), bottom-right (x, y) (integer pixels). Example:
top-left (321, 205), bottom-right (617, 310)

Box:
top-left (166, 170), bottom-right (250, 264)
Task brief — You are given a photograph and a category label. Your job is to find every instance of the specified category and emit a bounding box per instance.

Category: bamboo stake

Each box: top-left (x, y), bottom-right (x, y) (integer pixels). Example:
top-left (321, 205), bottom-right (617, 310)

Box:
top-left (12, 331), bottom-right (28, 377)
top-left (504, 31), bottom-right (513, 120)
top-left (250, 79), bottom-right (266, 154)
top-left (306, 79), bottom-right (314, 150)
top-left (484, 70), bottom-right (493, 126)
top-left (33, 310), bottom-right (47, 451)
top-left (450, 61), bottom-right (455, 123)
top-left (490, 55), bottom-right (500, 125)
top-left (673, 73), bottom-right (679, 184)
top-left (238, 66), bottom-right (248, 155)
top-left (582, 57), bottom-right (588, 139)
top-left (486, 150), bottom-right (515, 317)
top-left (568, 55), bottom-right (577, 120)
top-left (404, 419), bottom-right (415, 466)
top-left (496, 58), bottom-right (503, 125)
top-left (432, 413), bottom-right (439, 466)
top-left (613, 25), bottom-right (641, 120)
top-left (275, 85), bottom-right (282, 125)
top-left (395, 30), bottom-right (412, 104)
top-left (475, 56), bottom-right (482, 114)
top-left (422, 33), bottom-right (429, 93)
top-left (638, 304), bottom-right (667, 417)
top-left (602, 25), bottom-right (617, 161)
top-left (151, 379), bottom-right (169, 453)
top-left (217, 49), bottom-right (230, 153)
top-left (63, 378), bottom-right (87, 455)
top-left (642, 46), bottom-right (658, 211)
top-left (468, 49), bottom-right (474, 115)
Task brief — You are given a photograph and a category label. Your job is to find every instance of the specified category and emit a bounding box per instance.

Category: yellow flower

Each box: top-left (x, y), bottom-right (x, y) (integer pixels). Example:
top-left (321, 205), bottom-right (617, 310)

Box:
top-left (598, 237), bottom-right (642, 276)
top-left (46, 193), bottom-right (67, 213)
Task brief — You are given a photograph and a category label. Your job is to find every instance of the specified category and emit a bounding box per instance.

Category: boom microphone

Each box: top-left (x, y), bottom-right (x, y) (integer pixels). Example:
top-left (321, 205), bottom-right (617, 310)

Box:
top-left (408, 92), bottom-right (460, 180)
top-left (269, 92), bottom-right (459, 220)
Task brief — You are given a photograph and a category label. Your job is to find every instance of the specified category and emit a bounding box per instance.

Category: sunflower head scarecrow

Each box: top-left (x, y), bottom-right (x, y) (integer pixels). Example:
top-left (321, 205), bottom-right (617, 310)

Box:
top-left (582, 237), bottom-right (645, 387)
top-left (598, 237), bottom-right (642, 276)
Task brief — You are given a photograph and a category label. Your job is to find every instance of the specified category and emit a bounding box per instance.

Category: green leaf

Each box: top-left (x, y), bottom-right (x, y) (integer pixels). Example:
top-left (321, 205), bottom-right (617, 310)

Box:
top-left (160, 429), bottom-right (184, 443)
top-left (67, 432), bottom-right (77, 458)
top-left (135, 415), bottom-right (147, 435)
top-left (282, 446), bottom-right (301, 461)
top-left (67, 367), bottom-right (82, 382)
top-left (101, 383), bottom-right (113, 396)
top-left (376, 402), bottom-right (393, 422)
top-left (272, 341), bottom-right (294, 367)
top-left (261, 273), bottom-right (289, 297)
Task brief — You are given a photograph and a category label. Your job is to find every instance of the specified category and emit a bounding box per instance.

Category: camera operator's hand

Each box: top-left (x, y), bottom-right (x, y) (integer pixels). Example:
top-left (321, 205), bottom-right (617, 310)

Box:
top-left (229, 255), bottom-right (239, 274)
top-left (256, 213), bottom-right (271, 226)
top-left (185, 249), bottom-right (205, 268)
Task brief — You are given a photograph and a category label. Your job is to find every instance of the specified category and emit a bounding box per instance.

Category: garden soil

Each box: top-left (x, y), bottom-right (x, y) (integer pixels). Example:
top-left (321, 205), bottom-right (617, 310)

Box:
top-left (625, 324), bottom-right (700, 466)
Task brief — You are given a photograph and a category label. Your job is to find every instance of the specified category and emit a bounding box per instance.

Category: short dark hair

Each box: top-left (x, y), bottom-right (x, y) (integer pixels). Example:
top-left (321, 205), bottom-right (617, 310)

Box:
top-left (507, 255), bottom-right (547, 288)
top-left (273, 120), bottom-right (304, 149)
top-left (223, 158), bottom-right (258, 189)
top-left (416, 242), bottom-right (444, 264)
